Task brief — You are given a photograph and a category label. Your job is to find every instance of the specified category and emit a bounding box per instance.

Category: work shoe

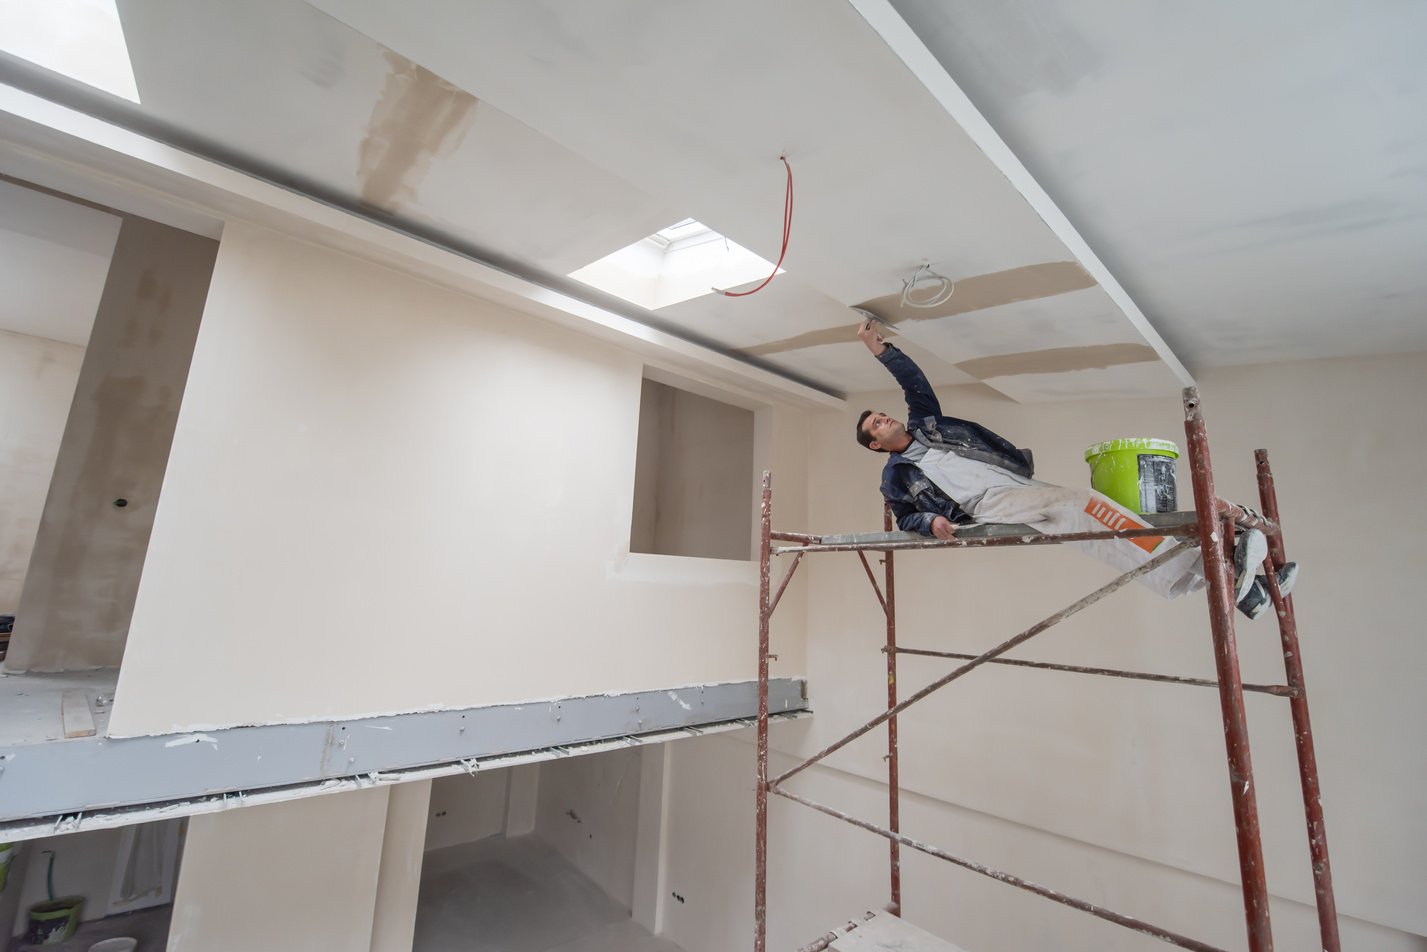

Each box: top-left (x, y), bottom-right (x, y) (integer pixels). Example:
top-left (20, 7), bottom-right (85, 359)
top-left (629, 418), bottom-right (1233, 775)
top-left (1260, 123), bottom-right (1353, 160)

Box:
top-left (1236, 562), bottom-right (1299, 621)
top-left (1232, 528), bottom-right (1268, 604)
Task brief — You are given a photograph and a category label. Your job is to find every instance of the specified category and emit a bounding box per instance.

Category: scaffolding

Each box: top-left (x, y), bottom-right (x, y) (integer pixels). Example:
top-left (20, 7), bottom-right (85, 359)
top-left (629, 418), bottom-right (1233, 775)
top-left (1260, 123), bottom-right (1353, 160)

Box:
top-left (753, 387), bottom-right (1339, 952)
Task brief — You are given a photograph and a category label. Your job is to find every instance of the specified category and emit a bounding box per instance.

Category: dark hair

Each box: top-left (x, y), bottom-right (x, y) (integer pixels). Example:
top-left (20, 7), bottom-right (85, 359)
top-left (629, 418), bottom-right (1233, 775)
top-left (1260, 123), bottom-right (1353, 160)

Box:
top-left (856, 410), bottom-right (886, 452)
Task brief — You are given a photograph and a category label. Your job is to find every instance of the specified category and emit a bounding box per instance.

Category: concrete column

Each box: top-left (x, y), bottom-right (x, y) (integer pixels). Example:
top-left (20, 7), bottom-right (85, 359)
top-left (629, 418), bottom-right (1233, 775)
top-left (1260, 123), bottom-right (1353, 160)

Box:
top-left (504, 764), bottom-right (540, 837)
top-left (168, 788), bottom-right (388, 952)
top-left (370, 780), bottom-right (431, 952)
top-left (5, 217), bottom-right (217, 672)
top-left (632, 743), bottom-right (671, 934)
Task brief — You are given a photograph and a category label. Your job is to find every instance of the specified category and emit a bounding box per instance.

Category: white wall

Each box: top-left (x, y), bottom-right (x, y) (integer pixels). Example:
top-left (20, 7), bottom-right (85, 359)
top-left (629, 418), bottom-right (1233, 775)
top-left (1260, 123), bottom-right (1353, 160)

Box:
top-left (423, 772), bottom-right (508, 853)
top-left (168, 788), bottom-right (389, 952)
top-left (0, 330), bottom-right (83, 614)
top-left (109, 222), bottom-right (809, 735)
top-left (533, 746), bottom-right (644, 913)
top-left (660, 352), bottom-right (1427, 950)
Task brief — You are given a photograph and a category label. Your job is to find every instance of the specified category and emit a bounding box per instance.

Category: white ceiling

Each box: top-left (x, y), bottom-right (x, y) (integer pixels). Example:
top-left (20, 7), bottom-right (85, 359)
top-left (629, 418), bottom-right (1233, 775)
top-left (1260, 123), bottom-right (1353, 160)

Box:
top-left (301, 0), bottom-right (1188, 399)
top-left (2, 0), bottom-right (1419, 397)
top-left (888, 0), bottom-right (1427, 368)
top-left (0, 178), bottom-right (120, 346)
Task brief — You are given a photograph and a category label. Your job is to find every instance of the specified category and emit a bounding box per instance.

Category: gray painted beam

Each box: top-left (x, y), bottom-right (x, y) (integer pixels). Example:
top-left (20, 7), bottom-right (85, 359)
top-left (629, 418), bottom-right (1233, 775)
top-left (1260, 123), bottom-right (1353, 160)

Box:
top-left (0, 679), bottom-right (807, 830)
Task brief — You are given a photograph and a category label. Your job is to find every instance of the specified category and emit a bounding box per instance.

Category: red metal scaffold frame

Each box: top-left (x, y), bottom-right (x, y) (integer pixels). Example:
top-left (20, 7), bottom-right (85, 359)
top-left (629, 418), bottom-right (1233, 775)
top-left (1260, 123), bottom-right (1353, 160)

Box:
top-left (753, 387), bottom-right (1339, 952)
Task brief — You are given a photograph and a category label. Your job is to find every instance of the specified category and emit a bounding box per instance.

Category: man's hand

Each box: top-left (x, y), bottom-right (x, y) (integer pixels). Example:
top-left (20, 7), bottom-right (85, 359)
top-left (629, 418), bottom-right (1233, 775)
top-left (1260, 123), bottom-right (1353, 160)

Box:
top-left (856, 315), bottom-right (887, 357)
top-left (930, 516), bottom-right (957, 541)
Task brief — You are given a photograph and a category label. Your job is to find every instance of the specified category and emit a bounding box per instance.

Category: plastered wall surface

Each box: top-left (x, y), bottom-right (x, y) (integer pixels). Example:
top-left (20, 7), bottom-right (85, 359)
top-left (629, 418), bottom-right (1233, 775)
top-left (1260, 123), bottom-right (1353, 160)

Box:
top-left (168, 787), bottom-right (388, 952)
top-left (631, 379), bottom-right (755, 561)
top-left (661, 352), bottom-right (1427, 950)
top-left (370, 779), bottom-right (431, 952)
top-left (424, 772), bottom-right (508, 852)
top-left (0, 330), bottom-right (84, 613)
top-left (663, 732), bottom-right (1423, 952)
top-left (534, 746), bottom-right (643, 912)
top-left (109, 222), bottom-right (809, 735)
top-left (6, 218), bottom-right (219, 671)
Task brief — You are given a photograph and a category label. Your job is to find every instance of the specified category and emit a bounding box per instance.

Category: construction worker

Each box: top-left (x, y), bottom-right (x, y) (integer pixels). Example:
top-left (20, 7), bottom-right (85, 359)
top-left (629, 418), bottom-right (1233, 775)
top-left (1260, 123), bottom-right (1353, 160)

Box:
top-left (853, 317), bottom-right (1294, 618)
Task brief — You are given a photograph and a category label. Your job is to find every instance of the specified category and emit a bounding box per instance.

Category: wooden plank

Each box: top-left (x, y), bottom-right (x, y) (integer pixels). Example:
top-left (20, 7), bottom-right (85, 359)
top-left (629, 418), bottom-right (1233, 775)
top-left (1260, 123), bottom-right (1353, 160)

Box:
top-left (830, 911), bottom-right (969, 951)
top-left (60, 690), bottom-right (96, 739)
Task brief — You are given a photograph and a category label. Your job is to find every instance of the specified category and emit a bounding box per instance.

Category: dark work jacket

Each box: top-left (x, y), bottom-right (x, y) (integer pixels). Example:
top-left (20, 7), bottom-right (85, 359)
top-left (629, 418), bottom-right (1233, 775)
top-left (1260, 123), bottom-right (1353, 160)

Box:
top-left (874, 344), bottom-right (1035, 535)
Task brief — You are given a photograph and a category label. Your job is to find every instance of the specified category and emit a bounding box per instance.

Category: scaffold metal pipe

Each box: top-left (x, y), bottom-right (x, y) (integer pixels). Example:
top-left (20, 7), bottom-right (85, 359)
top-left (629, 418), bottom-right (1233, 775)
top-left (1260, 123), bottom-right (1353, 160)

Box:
top-left (771, 540), bottom-right (1194, 788)
top-left (857, 551), bottom-right (888, 616)
top-left (754, 472), bottom-right (772, 952)
top-left (768, 552), bottom-right (804, 617)
top-left (882, 504), bottom-right (901, 916)
top-left (1216, 498), bottom-right (1280, 537)
top-left (1184, 388), bottom-right (1273, 951)
top-left (770, 530), bottom-right (823, 543)
top-left (770, 787), bottom-right (1230, 952)
top-left (1255, 449), bottom-right (1341, 952)
top-left (773, 523), bottom-right (1193, 554)
top-left (889, 648), bottom-right (1298, 697)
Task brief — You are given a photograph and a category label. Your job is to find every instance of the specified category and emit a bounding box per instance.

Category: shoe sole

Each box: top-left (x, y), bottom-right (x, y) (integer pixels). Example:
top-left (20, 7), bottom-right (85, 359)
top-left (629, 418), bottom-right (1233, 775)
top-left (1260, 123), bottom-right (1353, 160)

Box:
top-left (1276, 562), bottom-right (1298, 598)
top-left (1234, 529), bottom-right (1268, 603)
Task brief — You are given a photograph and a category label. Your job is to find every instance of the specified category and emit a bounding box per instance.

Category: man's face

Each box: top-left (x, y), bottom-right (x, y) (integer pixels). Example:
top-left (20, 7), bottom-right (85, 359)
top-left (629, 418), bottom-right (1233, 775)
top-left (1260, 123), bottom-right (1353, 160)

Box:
top-left (861, 411), bottom-right (906, 451)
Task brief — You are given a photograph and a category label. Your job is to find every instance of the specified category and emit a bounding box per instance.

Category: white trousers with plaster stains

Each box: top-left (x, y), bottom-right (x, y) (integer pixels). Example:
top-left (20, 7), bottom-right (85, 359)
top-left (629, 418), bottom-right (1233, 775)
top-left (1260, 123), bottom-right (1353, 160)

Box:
top-left (969, 485), bottom-right (1205, 600)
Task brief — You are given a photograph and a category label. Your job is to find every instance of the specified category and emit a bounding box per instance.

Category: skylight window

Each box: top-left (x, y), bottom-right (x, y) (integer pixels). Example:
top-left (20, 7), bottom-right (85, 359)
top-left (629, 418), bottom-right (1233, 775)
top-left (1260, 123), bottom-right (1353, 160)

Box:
top-left (649, 218), bottom-right (717, 248)
top-left (569, 219), bottom-right (783, 311)
top-left (0, 0), bottom-right (140, 103)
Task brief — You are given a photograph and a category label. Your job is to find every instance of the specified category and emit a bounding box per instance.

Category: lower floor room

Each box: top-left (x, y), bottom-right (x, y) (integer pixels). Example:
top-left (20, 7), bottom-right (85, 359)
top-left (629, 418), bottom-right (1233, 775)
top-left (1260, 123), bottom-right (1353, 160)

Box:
top-left (0, 746), bottom-right (678, 952)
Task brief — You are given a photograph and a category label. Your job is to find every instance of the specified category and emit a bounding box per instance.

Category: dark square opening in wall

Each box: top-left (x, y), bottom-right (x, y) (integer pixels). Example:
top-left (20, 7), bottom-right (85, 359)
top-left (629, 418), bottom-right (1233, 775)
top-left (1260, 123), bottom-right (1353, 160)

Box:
top-left (630, 378), bottom-right (754, 560)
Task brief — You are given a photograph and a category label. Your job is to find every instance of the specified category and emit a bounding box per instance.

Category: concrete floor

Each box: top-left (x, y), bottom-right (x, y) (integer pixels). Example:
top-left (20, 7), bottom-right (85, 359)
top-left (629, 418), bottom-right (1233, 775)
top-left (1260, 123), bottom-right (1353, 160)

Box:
top-left (415, 835), bottom-right (682, 952)
top-left (0, 670), bottom-right (116, 746)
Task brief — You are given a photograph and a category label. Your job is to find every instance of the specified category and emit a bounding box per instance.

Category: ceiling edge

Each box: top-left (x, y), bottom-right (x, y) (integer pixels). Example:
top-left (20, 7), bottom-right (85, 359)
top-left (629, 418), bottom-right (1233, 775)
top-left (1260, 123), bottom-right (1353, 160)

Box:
top-left (846, 0), bottom-right (1194, 389)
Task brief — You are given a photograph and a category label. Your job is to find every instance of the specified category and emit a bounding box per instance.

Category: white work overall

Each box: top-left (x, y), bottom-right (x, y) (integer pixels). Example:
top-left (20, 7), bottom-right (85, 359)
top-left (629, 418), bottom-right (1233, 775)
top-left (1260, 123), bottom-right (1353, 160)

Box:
top-left (970, 484), bottom-right (1205, 599)
top-left (903, 442), bottom-right (1204, 599)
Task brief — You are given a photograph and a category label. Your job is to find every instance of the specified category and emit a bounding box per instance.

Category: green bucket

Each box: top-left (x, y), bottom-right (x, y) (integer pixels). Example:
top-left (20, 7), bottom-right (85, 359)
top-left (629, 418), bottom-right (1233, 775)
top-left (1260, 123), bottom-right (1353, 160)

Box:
top-left (25, 897), bottom-right (84, 944)
top-left (1085, 438), bottom-right (1179, 514)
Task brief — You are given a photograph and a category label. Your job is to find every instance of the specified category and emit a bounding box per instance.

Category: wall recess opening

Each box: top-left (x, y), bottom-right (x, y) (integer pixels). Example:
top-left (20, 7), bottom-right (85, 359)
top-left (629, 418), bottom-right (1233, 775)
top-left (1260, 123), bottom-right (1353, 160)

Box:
top-left (630, 377), bottom-right (754, 561)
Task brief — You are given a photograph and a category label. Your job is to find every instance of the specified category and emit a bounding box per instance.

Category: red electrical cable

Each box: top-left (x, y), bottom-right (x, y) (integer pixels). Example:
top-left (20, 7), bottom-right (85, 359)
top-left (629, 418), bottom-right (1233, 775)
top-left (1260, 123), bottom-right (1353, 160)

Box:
top-left (715, 155), bottom-right (792, 297)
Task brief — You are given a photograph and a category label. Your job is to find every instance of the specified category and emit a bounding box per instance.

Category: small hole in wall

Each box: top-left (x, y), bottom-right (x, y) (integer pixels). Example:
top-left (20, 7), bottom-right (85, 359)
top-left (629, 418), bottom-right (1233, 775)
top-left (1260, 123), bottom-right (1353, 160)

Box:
top-left (113, 498), bottom-right (128, 508)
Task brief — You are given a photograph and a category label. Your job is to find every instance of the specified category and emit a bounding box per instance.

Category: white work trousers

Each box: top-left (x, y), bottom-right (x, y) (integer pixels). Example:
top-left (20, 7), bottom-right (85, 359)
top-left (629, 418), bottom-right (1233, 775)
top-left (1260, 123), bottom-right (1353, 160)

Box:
top-left (969, 485), bottom-right (1205, 599)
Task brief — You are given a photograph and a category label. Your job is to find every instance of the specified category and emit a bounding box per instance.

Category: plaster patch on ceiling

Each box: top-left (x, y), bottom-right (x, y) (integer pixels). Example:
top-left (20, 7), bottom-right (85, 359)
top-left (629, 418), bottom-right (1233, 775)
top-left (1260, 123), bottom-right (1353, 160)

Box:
top-left (357, 52), bottom-right (476, 214)
top-left (956, 343), bottom-right (1158, 380)
top-left (739, 261), bottom-right (1094, 357)
top-left (857, 261), bottom-right (1095, 324)
top-left (739, 322), bottom-right (887, 359)
top-left (988, 361), bottom-right (1184, 403)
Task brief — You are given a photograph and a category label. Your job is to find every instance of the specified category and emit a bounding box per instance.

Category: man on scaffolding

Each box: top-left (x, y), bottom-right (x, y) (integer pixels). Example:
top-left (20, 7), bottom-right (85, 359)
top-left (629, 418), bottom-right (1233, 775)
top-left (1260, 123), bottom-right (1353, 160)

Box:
top-left (853, 316), bottom-right (1294, 619)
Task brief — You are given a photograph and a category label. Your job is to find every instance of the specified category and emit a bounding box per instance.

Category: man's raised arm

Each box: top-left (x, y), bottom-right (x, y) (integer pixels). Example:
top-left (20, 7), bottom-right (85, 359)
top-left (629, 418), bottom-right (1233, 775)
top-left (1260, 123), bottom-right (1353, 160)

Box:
top-left (856, 316), bottom-right (942, 421)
